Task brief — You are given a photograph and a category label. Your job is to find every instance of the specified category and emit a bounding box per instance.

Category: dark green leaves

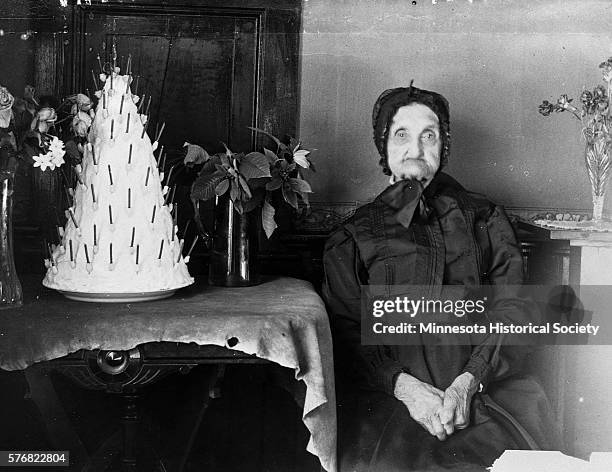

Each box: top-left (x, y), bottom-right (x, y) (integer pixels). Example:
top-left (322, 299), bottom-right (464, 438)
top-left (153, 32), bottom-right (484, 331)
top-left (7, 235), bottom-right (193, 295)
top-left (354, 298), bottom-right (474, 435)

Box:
top-left (188, 129), bottom-right (316, 238)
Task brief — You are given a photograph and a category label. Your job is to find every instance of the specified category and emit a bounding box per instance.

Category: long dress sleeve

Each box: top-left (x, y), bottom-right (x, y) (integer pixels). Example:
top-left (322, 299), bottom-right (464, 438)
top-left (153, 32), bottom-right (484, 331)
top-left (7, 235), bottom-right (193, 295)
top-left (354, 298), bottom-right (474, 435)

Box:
top-left (463, 205), bottom-right (539, 387)
top-left (322, 227), bottom-right (404, 396)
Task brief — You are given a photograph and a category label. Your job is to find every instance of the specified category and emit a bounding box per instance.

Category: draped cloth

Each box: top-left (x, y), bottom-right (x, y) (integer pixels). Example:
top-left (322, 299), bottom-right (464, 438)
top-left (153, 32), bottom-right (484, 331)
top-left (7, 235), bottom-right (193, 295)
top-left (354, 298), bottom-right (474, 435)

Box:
top-left (0, 276), bottom-right (338, 472)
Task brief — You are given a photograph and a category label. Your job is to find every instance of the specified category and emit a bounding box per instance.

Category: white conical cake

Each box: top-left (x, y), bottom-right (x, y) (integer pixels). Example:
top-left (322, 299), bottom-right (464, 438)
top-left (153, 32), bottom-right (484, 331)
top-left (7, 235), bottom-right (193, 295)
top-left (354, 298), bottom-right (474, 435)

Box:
top-left (43, 69), bottom-right (194, 294)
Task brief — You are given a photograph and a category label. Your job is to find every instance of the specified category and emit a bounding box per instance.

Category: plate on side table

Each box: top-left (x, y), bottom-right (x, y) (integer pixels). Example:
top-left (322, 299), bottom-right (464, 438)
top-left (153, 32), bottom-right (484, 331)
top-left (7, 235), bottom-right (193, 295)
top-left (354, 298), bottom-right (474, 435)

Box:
top-left (57, 289), bottom-right (177, 303)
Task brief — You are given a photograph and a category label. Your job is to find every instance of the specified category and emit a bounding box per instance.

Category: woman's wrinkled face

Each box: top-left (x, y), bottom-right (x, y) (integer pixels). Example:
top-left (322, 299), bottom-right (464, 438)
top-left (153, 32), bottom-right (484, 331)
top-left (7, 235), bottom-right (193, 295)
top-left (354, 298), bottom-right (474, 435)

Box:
top-left (386, 103), bottom-right (441, 186)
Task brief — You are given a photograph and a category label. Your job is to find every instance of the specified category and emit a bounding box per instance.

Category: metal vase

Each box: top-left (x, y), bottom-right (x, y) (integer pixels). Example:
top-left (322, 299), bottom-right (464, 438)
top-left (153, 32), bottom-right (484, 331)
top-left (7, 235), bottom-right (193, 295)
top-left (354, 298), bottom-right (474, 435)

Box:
top-left (208, 194), bottom-right (260, 286)
top-left (0, 170), bottom-right (22, 308)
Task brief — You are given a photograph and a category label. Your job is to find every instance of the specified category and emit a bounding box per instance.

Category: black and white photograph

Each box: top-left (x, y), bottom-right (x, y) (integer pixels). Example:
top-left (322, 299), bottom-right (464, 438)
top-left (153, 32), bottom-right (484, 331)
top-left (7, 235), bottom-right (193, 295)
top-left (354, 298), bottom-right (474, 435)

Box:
top-left (1, 1), bottom-right (611, 471)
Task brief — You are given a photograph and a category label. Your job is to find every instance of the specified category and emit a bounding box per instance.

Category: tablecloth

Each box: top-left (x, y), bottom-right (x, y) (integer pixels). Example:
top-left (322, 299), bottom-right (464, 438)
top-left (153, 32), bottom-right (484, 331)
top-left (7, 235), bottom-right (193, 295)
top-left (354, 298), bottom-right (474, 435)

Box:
top-left (0, 276), bottom-right (337, 472)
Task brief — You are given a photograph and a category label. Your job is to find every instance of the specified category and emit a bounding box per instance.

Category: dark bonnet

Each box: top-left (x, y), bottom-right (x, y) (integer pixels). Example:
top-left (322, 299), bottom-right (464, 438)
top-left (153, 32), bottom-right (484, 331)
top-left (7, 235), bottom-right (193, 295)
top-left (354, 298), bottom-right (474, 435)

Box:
top-left (372, 82), bottom-right (450, 175)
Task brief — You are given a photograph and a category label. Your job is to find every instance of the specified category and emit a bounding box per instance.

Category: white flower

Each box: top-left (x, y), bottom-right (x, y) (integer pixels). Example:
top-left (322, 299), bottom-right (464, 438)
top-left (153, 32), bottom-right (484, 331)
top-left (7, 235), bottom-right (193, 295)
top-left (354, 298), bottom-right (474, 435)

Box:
top-left (51, 152), bottom-right (65, 168)
top-left (293, 148), bottom-right (311, 168)
top-left (33, 152), bottom-right (53, 172)
top-left (48, 137), bottom-right (66, 160)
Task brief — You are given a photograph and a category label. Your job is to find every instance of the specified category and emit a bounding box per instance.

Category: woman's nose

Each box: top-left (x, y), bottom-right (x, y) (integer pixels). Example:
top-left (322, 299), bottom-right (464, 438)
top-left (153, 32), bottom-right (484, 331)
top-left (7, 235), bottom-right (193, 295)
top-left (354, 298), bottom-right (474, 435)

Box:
top-left (404, 139), bottom-right (423, 159)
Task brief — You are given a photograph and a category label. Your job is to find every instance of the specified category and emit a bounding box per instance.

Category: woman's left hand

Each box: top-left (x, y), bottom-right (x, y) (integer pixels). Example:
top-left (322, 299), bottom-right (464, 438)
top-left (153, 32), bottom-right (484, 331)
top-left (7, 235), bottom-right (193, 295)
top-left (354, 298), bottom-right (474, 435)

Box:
top-left (437, 372), bottom-right (480, 436)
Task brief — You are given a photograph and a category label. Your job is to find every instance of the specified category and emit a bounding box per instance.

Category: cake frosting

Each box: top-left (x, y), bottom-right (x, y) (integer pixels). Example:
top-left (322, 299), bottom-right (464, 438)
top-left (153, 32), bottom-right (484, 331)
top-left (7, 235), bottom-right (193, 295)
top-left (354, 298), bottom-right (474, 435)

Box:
top-left (43, 70), bottom-right (194, 293)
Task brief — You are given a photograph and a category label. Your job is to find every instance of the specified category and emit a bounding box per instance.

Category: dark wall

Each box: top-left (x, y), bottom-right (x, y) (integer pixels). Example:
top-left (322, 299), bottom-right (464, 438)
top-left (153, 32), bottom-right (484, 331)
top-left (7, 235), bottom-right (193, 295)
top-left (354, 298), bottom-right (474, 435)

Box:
top-left (0, 0), bottom-right (68, 98)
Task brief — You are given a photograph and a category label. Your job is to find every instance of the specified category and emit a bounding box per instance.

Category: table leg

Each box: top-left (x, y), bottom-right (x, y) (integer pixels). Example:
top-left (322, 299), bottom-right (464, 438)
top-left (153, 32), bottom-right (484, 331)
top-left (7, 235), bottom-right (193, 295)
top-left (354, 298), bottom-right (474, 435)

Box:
top-left (176, 365), bottom-right (226, 472)
top-left (24, 367), bottom-right (90, 469)
top-left (121, 392), bottom-right (139, 472)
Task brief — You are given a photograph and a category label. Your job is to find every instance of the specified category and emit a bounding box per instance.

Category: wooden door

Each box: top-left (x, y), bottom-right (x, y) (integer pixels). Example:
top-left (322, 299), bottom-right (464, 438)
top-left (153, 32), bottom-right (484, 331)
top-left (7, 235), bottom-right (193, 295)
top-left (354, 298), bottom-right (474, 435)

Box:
top-left (75, 9), bottom-right (258, 156)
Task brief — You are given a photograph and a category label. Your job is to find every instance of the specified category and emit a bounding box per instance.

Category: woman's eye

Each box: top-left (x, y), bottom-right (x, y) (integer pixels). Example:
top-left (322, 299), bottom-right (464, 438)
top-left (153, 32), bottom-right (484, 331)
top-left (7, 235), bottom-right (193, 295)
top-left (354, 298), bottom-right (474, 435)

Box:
top-left (396, 131), bottom-right (407, 139)
top-left (421, 131), bottom-right (436, 142)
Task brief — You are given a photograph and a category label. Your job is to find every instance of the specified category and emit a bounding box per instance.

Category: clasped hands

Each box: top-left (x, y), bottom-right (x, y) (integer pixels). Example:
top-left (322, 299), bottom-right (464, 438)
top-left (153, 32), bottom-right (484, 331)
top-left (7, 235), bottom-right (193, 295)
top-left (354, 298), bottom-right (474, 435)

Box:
top-left (393, 372), bottom-right (479, 441)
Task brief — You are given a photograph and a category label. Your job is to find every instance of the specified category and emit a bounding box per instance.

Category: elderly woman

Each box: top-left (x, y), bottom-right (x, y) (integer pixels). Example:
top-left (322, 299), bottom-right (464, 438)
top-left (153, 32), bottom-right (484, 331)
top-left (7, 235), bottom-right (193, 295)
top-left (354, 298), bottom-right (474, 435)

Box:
top-left (322, 85), bottom-right (559, 471)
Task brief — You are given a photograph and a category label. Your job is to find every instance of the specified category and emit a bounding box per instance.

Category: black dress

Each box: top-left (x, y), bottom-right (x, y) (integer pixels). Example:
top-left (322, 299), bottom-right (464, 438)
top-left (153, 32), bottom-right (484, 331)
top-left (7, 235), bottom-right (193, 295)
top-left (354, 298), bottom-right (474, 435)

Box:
top-left (322, 174), bottom-right (560, 471)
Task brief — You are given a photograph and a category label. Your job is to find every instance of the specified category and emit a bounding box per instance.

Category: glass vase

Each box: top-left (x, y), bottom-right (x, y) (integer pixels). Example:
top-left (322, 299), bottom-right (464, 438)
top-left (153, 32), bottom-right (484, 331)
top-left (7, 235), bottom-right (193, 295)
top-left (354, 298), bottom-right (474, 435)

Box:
top-left (32, 167), bottom-right (64, 244)
top-left (585, 140), bottom-right (611, 222)
top-left (208, 194), bottom-right (260, 287)
top-left (0, 170), bottom-right (23, 308)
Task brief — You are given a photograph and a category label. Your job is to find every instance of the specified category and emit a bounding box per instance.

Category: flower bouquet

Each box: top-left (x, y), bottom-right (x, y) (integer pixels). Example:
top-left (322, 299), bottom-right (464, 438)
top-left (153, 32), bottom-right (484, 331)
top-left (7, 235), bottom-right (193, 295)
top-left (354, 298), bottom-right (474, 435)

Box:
top-left (185, 129), bottom-right (315, 285)
top-left (539, 57), bottom-right (612, 222)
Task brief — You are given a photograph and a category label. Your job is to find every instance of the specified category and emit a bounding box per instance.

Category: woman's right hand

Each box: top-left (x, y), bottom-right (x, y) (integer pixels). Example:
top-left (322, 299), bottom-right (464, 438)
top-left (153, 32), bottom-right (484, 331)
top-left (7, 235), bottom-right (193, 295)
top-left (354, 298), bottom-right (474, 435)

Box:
top-left (393, 372), bottom-right (447, 441)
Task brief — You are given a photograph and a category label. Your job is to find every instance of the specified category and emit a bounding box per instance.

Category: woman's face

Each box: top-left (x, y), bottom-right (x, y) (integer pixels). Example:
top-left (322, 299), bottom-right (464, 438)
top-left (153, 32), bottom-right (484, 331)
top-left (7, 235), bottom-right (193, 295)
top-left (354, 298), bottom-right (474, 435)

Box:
top-left (386, 103), bottom-right (441, 186)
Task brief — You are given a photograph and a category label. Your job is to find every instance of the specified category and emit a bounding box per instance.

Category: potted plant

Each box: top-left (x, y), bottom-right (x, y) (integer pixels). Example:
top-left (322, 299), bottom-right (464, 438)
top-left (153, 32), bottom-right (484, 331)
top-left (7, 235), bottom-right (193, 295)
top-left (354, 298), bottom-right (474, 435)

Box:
top-left (185, 128), bottom-right (314, 286)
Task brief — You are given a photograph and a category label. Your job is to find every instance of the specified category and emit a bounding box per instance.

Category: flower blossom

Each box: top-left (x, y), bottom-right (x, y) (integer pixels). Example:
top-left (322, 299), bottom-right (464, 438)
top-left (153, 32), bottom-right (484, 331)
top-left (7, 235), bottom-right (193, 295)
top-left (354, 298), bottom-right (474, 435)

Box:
top-left (33, 152), bottom-right (54, 172)
top-left (599, 57), bottom-right (612, 83)
top-left (293, 148), bottom-right (311, 168)
top-left (72, 111), bottom-right (92, 138)
top-left (538, 100), bottom-right (556, 116)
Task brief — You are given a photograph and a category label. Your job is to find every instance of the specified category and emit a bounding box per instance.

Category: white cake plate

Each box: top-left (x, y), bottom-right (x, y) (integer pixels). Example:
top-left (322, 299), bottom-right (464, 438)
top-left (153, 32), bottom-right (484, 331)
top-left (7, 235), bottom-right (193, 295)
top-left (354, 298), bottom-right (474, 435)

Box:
top-left (57, 289), bottom-right (178, 303)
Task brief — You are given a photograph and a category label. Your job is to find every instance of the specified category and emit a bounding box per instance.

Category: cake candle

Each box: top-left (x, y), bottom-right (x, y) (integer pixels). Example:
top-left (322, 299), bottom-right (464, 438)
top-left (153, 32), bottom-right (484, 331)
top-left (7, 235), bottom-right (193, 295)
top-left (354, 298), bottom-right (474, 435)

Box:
top-left (157, 145), bottom-right (164, 167)
top-left (128, 144), bottom-right (133, 164)
top-left (182, 219), bottom-right (191, 240)
top-left (91, 145), bottom-right (97, 165)
top-left (171, 203), bottom-right (177, 241)
top-left (158, 239), bottom-right (164, 259)
top-left (119, 95), bottom-right (125, 115)
top-left (93, 224), bottom-right (97, 246)
top-left (126, 113), bottom-right (130, 133)
top-left (176, 239), bottom-right (185, 263)
top-left (47, 242), bottom-right (55, 263)
top-left (141, 118), bottom-right (149, 139)
top-left (84, 244), bottom-right (90, 263)
top-left (145, 95), bottom-right (152, 116)
top-left (75, 168), bottom-right (84, 186)
top-left (155, 122), bottom-right (166, 143)
top-left (108, 164), bottom-right (114, 186)
top-left (170, 185), bottom-right (177, 205)
top-left (69, 239), bottom-right (73, 261)
top-left (125, 76), bottom-right (131, 95)
top-left (110, 68), bottom-right (113, 90)
top-left (64, 186), bottom-right (73, 207)
top-left (103, 91), bottom-right (106, 109)
top-left (165, 184), bottom-right (176, 205)
top-left (137, 94), bottom-right (145, 113)
top-left (160, 152), bottom-right (167, 172)
top-left (130, 227), bottom-right (135, 247)
top-left (165, 165), bottom-right (175, 185)
top-left (109, 204), bottom-right (113, 225)
top-left (136, 244), bottom-right (140, 265)
top-left (68, 208), bottom-right (78, 230)
top-left (184, 235), bottom-right (199, 263)
top-left (97, 54), bottom-right (103, 73)
top-left (126, 54), bottom-right (132, 76)
top-left (151, 205), bottom-right (156, 224)
top-left (134, 75), bottom-right (139, 95)
top-left (145, 166), bottom-right (150, 186)
top-left (110, 119), bottom-right (114, 140)
top-left (128, 188), bottom-right (131, 209)
top-left (109, 243), bottom-right (113, 264)
top-left (90, 183), bottom-right (96, 203)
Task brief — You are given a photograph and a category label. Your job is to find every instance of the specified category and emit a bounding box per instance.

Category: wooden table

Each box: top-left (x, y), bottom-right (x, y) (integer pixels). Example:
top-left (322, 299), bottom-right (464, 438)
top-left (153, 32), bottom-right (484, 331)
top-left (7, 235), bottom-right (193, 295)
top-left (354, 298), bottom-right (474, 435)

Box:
top-left (0, 276), bottom-right (337, 472)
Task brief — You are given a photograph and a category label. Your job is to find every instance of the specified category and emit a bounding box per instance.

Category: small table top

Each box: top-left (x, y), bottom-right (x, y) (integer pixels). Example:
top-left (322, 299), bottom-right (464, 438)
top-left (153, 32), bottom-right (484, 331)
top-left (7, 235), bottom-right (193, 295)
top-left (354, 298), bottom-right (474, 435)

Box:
top-left (0, 275), bottom-right (337, 472)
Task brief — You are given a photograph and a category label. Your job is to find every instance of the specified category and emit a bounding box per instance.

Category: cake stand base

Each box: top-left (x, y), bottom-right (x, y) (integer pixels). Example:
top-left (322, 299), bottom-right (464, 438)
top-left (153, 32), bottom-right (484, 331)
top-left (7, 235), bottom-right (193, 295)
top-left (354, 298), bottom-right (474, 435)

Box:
top-left (57, 289), bottom-right (177, 303)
